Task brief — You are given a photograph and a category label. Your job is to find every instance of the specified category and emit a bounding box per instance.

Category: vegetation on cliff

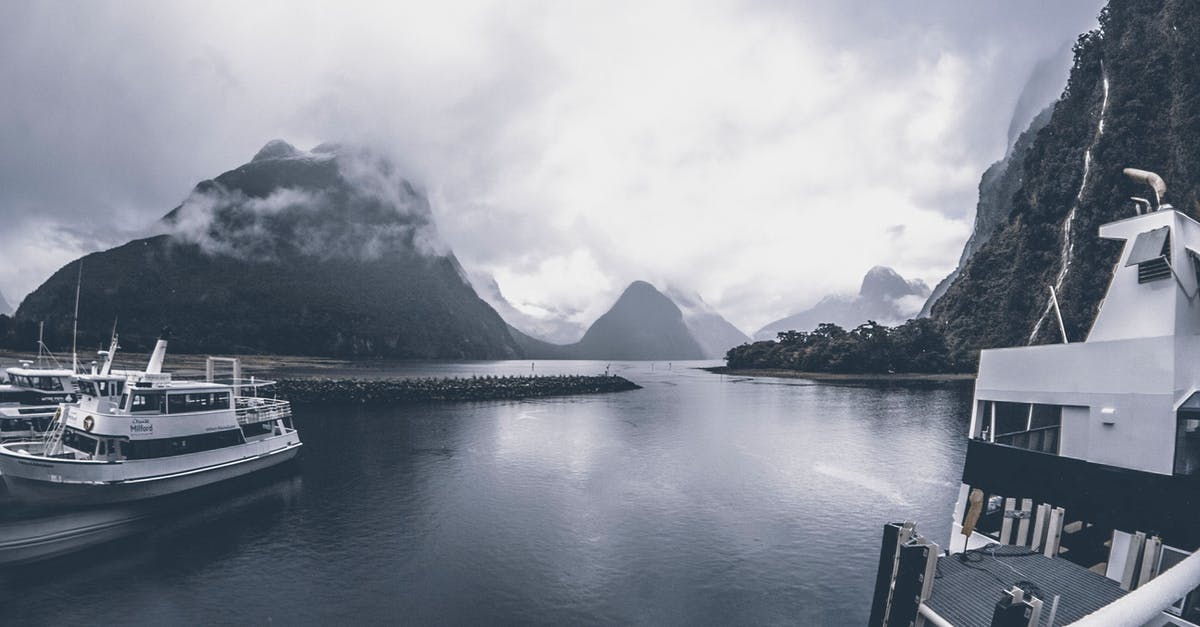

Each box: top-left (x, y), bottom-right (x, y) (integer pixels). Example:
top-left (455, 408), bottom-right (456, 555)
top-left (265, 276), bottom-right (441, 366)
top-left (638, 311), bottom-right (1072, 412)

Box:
top-left (933, 0), bottom-right (1200, 351)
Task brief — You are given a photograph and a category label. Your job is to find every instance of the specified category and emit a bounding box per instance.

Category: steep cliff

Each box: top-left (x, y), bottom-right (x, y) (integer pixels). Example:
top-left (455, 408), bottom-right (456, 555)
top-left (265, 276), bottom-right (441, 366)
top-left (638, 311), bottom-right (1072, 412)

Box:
top-left (932, 0), bottom-right (1200, 352)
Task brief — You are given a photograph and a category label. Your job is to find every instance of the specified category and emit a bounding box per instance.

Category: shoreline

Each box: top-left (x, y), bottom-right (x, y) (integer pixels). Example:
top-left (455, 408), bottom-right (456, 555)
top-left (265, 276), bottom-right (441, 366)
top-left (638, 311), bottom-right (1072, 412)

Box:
top-left (700, 366), bottom-right (975, 383)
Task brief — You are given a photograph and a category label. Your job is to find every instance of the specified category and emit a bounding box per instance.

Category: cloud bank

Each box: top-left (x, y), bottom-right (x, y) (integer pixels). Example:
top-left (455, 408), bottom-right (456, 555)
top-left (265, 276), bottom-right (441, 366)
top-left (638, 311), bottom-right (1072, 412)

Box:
top-left (0, 0), bottom-right (1103, 330)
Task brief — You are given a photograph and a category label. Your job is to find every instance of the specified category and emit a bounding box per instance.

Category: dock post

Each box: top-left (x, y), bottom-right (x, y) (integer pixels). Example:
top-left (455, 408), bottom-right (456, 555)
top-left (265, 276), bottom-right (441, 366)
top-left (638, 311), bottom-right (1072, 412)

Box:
top-left (1120, 531), bottom-right (1147, 590)
top-left (1043, 507), bottom-right (1065, 557)
top-left (1030, 503), bottom-right (1050, 551)
top-left (885, 538), bottom-right (935, 627)
top-left (1015, 499), bottom-right (1032, 546)
top-left (1137, 535), bottom-right (1163, 588)
top-left (1000, 498), bottom-right (1016, 545)
top-left (868, 522), bottom-right (914, 627)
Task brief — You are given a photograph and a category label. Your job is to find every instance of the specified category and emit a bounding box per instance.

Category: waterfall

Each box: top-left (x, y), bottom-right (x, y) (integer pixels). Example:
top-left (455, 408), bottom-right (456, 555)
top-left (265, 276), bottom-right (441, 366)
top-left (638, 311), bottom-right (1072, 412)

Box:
top-left (1029, 64), bottom-right (1110, 344)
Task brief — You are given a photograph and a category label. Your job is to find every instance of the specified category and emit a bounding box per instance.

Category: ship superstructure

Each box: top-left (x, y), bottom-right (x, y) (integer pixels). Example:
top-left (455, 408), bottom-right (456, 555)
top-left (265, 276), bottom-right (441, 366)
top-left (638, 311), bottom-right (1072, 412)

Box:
top-left (870, 170), bottom-right (1200, 626)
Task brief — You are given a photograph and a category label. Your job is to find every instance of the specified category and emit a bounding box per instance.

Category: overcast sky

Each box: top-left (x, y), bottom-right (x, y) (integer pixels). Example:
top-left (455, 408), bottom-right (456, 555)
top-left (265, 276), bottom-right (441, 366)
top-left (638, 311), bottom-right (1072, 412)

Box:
top-left (0, 0), bottom-right (1105, 332)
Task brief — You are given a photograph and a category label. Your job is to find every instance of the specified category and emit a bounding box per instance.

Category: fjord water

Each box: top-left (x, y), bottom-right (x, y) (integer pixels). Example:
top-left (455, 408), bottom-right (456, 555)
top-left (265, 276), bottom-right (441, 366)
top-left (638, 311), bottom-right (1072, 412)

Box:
top-left (0, 361), bottom-right (971, 625)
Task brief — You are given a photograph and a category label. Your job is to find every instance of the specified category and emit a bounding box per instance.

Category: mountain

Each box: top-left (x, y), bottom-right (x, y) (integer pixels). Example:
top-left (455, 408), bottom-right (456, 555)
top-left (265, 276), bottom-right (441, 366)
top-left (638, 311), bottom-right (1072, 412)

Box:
top-left (517, 281), bottom-right (708, 360)
top-left (0, 288), bottom-right (12, 316)
top-left (469, 271), bottom-right (586, 344)
top-left (572, 281), bottom-right (706, 360)
top-left (664, 287), bottom-right (750, 359)
top-left (931, 0), bottom-right (1200, 353)
top-left (755, 266), bottom-right (929, 340)
top-left (11, 140), bottom-right (522, 358)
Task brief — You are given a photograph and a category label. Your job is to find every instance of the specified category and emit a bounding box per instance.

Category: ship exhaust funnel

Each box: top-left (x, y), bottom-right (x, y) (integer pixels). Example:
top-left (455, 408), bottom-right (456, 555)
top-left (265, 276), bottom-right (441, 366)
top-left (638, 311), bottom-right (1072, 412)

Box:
top-left (145, 328), bottom-right (171, 374)
top-left (1123, 168), bottom-right (1167, 209)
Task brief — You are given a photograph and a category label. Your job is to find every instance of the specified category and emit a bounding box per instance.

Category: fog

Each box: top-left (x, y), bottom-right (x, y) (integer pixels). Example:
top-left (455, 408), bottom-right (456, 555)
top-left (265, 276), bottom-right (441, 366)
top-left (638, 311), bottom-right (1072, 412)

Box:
top-left (0, 0), bottom-right (1104, 332)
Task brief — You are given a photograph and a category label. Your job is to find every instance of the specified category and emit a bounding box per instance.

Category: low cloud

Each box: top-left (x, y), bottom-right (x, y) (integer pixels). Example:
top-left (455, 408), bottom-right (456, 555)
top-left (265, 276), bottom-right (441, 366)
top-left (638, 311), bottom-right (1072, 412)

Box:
top-left (164, 145), bottom-right (447, 262)
top-left (0, 1), bottom-right (1104, 329)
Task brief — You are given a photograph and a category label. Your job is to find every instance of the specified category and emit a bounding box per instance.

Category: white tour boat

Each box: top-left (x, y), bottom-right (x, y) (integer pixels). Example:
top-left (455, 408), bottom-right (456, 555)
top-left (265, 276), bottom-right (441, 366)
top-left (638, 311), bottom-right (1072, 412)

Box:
top-left (0, 335), bottom-right (302, 505)
top-left (869, 169), bottom-right (1200, 626)
top-left (0, 330), bottom-right (78, 441)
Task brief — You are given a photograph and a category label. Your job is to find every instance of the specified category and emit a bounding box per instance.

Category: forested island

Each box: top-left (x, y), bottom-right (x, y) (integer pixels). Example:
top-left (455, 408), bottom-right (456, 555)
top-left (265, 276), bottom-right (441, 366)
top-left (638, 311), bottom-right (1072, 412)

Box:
top-left (722, 318), bottom-right (972, 375)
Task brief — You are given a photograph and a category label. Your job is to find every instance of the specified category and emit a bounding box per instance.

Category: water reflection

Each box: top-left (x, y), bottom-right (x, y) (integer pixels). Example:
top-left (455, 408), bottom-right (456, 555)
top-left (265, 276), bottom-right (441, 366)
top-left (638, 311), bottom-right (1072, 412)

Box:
top-left (0, 362), bottom-right (973, 625)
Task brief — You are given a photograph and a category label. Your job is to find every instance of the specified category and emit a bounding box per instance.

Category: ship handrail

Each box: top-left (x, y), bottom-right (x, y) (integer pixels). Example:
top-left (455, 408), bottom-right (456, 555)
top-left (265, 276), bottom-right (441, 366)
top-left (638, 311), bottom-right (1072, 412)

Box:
top-left (173, 376), bottom-right (280, 389)
top-left (1069, 546), bottom-right (1200, 626)
top-left (233, 397), bottom-right (291, 425)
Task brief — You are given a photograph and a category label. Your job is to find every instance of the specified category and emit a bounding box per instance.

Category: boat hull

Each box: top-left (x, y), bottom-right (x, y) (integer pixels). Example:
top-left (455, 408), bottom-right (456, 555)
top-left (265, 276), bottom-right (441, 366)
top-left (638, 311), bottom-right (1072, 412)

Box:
top-left (0, 435), bottom-right (301, 506)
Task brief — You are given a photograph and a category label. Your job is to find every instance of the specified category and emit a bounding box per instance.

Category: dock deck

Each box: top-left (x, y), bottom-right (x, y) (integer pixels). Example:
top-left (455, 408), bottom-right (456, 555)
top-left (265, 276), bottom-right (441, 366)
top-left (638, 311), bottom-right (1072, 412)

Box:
top-left (925, 545), bottom-right (1127, 625)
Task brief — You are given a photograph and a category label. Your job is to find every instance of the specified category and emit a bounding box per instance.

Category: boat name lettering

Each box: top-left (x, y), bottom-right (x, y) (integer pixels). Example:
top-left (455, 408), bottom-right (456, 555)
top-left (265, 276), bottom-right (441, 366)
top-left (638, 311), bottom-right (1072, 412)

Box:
top-left (130, 418), bottom-right (153, 434)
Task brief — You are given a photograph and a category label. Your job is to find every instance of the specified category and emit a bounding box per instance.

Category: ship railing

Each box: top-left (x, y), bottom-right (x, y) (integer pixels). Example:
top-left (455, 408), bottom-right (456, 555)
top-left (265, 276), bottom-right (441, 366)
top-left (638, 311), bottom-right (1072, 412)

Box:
top-left (1070, 547), bottom-right (1200, 625)
top-left (200, 376), bottom-right (279, 389)
top-left (234, 396), bottom-right (292, 425)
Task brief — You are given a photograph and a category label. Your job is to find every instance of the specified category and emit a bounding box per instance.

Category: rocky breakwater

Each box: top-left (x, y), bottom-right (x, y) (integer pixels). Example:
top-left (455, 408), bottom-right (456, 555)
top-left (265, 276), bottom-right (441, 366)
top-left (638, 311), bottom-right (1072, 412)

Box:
top-left (273, 374), bottom-right (641, 404)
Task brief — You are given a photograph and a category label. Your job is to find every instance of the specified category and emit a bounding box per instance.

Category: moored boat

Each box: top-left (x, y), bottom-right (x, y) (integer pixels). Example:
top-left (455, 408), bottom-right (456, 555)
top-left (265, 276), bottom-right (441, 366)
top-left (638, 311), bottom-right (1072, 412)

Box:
top-left (0, 335), bottom-right (302, 505)
top-left (0, 330), bottom-right (78, 441)
top-left (869, 169), bottom-right (1200, 626)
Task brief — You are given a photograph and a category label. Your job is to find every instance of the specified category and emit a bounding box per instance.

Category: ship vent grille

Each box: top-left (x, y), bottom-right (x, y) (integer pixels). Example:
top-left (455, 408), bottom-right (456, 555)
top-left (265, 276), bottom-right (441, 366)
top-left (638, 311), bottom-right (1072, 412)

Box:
top-left (1137, 232), bottom-right (1171, 283)
top-left (1139, 257), bottom-right (1171, 283)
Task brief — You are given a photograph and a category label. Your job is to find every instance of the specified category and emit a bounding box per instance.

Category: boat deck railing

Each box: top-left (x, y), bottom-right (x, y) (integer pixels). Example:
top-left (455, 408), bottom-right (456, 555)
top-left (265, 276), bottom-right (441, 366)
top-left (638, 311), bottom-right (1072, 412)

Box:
top-left (233, 397), bottom-right (291, 425)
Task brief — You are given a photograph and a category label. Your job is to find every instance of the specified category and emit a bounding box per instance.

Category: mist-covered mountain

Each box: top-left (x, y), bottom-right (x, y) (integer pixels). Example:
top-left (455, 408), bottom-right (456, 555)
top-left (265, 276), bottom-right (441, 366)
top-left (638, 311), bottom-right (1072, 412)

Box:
top-left (515, 281), bottom-right (721, 360)
top-left (664, 287), bottom-right (750, 359)
top-left (11, 140), bottom-right (522, 358)
top-left (932, 0), bottom-right (1200, 352)
top-left (0, 288), bottom-right (12, 316)
top-left (755, 266), bottom-right (929, 340)
top-left (470, 271), bottom-right (586, 345)
top-left (920, 46), bottom-right (1073, 318)
top-left (920, 106), bottom-right (1054, 317)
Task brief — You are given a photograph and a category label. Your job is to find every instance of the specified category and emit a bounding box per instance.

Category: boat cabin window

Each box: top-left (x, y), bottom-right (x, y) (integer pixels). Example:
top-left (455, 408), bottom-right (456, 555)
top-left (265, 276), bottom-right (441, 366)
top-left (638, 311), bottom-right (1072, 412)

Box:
top-left (11, 375), bottom-right (64, 391)
top-left (92, 380), bottom-right (124, 397)
top-left (122, 429), bottom-right (244, 460)
top-left (980, 401), bottom-right (1061, 454)
top-left (166, 391), bottom-right (231, 414)
top-left (1174, 396), bottom-right (1200, 476)
top-left (130, 392), bottom-right (165, 414)
top-left (0, 391), bottom-right (24, 404)
top-left (62, 429), bottom-right (98, 455)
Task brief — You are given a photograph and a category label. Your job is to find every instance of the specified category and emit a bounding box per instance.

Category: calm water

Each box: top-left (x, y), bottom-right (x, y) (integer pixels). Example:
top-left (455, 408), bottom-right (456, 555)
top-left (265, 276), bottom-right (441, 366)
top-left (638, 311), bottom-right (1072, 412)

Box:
top-left (0, 361), bottom-right (972, 625)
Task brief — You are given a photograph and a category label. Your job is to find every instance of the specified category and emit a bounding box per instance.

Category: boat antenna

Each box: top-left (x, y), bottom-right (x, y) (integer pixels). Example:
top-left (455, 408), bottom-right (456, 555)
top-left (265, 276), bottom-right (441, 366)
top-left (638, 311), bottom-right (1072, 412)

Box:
top-left (71, 261), bottom-right (82, 373)
top-left (1049, 286), bottom-right (1069, 344)
top-left (99, 318), bottom-right (119, 376)
top-left (34, 321), bottom-right (62, 369)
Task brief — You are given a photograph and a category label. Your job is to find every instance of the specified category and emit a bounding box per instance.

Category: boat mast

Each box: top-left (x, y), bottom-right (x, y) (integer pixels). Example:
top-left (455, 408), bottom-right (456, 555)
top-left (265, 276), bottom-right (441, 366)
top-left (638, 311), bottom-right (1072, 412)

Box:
top-left (71, 262), bottom-right (82, 373)
top-left (99, 320), bottom-right (118, 376)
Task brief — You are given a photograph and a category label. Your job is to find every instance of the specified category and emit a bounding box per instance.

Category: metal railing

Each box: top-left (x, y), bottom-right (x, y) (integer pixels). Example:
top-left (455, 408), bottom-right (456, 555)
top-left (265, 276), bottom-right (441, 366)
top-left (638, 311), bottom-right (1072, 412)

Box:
top-left (233, 397), bottom-right (291, 425)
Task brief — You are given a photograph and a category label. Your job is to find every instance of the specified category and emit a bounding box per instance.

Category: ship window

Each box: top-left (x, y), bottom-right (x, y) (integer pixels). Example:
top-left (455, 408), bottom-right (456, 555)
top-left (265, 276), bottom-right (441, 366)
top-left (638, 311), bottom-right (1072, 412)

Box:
top-left (29, 376), bottom-right (64, 391)
top-left (1174, 406), bottom-right (1200, 477)
top-left (130, 392), bottom-right (165, 414)
top-left (167, 392), bottom-right (232, 414)
top-left (988, 401), bottom-right (1061, 454)
top-left (62, 429), bottom-right (97, 455)
top-left (123, 429), bottom-right (243, 460)
top-left (78, 381), bottom-right (98, 397)
top-left (993, 402), bottom-right (1029, 436)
